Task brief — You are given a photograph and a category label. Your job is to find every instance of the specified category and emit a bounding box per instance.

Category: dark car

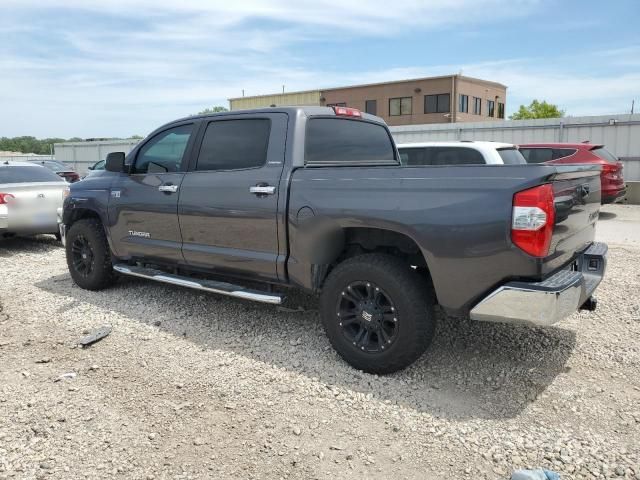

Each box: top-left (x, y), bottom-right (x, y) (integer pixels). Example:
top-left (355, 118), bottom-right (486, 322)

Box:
top-left (31, 159), bottom-right (80, 183)
top-left (519, 143), bottom-right (626, 204)
top-left (60, 106), bottom-right (607, 373)
top-left (83, 159), bottom-right (106, 179)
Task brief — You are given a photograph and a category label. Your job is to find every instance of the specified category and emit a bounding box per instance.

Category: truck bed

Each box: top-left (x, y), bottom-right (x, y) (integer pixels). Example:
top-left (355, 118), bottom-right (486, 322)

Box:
top-left (287, 163), bottom-right (602, 314)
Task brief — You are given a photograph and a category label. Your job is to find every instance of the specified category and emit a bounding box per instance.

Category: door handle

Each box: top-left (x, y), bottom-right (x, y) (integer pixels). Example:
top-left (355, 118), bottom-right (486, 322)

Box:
top-left (249, 185), bottom-right (276, 195)
top-left (158, 185), bottom-right (178, 193)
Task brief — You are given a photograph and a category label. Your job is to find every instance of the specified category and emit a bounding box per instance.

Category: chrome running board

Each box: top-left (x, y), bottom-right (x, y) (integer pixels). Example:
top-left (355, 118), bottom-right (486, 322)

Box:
top-left (113, 264), bottom-right (283, 305)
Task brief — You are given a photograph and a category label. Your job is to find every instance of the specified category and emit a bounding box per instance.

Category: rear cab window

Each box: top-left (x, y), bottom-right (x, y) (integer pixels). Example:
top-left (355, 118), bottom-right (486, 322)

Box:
top-left (305, 118), bottom-right (396, 165)
top-left (0, 166), bottom-right (65, 184)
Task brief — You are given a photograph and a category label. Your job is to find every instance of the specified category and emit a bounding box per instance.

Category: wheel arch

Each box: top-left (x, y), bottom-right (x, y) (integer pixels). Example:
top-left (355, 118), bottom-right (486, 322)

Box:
top-left (309, 225), bottom-right (438, 303)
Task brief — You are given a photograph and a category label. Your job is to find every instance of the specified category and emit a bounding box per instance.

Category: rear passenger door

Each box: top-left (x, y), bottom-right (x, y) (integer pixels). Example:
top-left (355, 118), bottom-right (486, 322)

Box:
top-left (178, 113), bottom-right (287, 282)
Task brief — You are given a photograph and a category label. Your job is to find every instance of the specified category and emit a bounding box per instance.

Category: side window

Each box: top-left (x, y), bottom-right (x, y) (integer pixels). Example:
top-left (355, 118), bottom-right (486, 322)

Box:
top-left (521, 148), bottom-right (553, 163)
top-left (551, 148), bottom-right (577, 160)
top-left (134, 124), bottom-right (193, 174)
top-left (430, 147), bottom-right (484, 166)
top-left (398, 148), bottom-right (431, 166)
top-left (196, 119), bottom-right (271, 171)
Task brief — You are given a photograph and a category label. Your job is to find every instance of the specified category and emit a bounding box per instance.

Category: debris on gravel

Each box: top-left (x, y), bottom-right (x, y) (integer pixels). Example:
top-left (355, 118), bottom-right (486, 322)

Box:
top-left (0, 206), bottom-right (639, 479)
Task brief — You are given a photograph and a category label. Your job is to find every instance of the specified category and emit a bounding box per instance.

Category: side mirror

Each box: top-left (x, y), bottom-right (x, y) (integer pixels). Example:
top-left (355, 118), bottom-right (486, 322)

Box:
top-left (105, 152), bottom-right (126, 172)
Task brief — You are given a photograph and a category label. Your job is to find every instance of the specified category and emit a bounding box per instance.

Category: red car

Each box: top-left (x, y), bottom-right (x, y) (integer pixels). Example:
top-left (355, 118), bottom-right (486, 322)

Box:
top-left (519, 143), bottom-right (626, 204)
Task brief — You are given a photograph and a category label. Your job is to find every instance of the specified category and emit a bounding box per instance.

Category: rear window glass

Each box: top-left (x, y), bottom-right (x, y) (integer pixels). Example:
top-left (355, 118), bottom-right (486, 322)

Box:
top-left (0, 166), bottom-right (65, 184)
top-left (398, 147), bottom-right (485, 166)
top-left (498, 148), bottom-right (527, 165)
top-left (305, 118), bottom-right (396, 164)
top-left (591, 147), bottom-right (618, 163)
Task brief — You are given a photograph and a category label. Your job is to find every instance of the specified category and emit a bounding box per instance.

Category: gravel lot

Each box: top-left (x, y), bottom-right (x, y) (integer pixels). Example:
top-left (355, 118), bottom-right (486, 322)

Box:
top-left (1, 204), bottom-right (639, 479)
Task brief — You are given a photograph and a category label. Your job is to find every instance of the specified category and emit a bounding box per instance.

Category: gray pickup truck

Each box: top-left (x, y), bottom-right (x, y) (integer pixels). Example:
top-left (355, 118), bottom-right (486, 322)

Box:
top-left (61, 106), bottom-right (607, 373)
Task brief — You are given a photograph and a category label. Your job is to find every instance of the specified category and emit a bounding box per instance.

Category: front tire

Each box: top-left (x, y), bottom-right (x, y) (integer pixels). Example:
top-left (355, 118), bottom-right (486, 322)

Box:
top-left (66, 219), bottom-right (115, 290)
top-left (320, 254), bottom-right (436, 374)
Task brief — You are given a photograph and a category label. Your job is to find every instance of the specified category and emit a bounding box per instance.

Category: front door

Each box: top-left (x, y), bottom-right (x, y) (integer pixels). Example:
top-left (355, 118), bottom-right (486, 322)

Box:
top-left (108, 122), bottom-right (196, 263)
top-left (178, 113), bottom-right (287, 281)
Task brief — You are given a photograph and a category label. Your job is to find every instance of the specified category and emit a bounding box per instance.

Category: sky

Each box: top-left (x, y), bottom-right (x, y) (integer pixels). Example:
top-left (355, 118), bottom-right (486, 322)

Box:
top-left (1, 0), bottom-right (639, 138)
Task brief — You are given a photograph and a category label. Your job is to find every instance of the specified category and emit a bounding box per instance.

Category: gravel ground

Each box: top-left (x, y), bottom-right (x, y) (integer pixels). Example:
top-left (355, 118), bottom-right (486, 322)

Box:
top-left (1, 204), bottom-right (639, 480)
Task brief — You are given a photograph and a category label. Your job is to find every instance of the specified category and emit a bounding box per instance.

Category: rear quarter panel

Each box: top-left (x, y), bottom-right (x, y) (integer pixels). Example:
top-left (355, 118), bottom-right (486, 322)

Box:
top-left (288, 164), bottom-right (574, 314)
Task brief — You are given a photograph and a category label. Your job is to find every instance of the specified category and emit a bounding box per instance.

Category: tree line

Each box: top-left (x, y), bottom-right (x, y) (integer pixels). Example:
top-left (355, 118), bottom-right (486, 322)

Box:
top-left (0, 135), bottom-right (144, 155)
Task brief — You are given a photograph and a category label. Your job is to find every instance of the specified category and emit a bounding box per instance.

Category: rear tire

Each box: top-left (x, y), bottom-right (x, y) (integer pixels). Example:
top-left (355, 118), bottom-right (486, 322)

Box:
top-left (320, 254), bottom-right (436, 374)
top-left (66, 219), bottom-right (115, 290)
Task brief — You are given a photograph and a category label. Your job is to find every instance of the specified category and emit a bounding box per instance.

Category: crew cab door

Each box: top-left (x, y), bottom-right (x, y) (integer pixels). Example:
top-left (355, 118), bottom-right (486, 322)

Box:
top-left (108, 122), bottom-right (196, 262)
top-left (178, 113), bottom-right (287, 281)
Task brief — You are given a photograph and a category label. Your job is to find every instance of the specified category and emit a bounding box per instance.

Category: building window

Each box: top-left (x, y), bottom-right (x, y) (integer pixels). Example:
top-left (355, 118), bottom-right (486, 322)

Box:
top-left (389, 97), bottom-right (412, 116)
top-left (473, 97), bottom-right (482, 115)
top-left (459, 94), bottom-right (469, 113)
top-left (487, 100), bottom-right (495, 117)
top-left (365, 100), bottom-right (377, 115)
top-left (327, 102), bottom-right (346, 107)
top-left (424, 94), bottom-right (450, 114)
top-left (498, 102), bottom-right (505, 119)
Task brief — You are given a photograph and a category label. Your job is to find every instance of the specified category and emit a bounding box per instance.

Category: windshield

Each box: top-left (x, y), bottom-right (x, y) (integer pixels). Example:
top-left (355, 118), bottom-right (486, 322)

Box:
top-left (591, 147), bottom-right (618, 163)
top-left (498, 148), bottom-right (527, 165)
top-left (0, 166), bottom-right (66, 184)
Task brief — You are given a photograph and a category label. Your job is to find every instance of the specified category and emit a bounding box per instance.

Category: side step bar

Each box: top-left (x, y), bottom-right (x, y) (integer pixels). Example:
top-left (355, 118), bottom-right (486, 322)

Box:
top-left (113, 264), bottom-right (283, 305)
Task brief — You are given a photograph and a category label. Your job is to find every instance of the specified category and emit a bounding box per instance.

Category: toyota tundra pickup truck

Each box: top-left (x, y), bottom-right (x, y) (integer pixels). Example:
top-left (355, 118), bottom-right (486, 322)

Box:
top-left (61, 106), bottom-right (607, 373)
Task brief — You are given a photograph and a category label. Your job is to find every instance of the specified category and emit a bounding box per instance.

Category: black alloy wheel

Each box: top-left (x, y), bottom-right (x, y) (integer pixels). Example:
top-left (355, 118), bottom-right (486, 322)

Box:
top-left (71, 234), bottom-right (94, 277)
top-left (337, 281), bottom-right (399, 353)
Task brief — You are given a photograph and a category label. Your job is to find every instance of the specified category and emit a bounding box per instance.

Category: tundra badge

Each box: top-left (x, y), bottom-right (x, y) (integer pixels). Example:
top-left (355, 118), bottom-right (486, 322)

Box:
top-left (128, 230), bottom-right (150, 238)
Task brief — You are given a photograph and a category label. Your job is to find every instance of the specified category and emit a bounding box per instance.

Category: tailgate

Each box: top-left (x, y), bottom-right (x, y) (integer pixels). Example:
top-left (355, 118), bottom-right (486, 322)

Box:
top-left (546, 165), bottom-right (602, 272)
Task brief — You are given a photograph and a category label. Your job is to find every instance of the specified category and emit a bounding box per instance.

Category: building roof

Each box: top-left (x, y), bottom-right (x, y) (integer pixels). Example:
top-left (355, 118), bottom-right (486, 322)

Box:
top-left (228, 74), bottom-right (507, 101)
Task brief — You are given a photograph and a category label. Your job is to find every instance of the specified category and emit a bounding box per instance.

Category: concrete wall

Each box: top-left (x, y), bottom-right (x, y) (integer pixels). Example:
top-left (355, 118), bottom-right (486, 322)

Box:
top-left (54, 139), bottom-right (140, 174)
top-left (390, 114), bottom-right (640, 181)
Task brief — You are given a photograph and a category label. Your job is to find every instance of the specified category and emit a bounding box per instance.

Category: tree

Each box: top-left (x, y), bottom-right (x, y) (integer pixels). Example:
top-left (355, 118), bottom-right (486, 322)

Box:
top-left (509, 100), bottom-right (565, 120)
top-left (198, 106), bottom-right (228, 114)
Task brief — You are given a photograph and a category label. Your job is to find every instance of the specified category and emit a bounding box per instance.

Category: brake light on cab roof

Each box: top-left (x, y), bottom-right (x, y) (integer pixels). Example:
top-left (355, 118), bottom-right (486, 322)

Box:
top-left (332, 106), bottom-right (362, 118)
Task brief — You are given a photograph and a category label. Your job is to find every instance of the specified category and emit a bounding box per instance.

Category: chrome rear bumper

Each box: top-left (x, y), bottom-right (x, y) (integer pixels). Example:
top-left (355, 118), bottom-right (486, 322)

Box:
top-left (470, 242), bottom-right (607, 327)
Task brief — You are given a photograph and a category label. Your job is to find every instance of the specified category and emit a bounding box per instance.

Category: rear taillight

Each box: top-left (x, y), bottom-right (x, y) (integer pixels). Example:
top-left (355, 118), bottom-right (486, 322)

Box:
top-left (332, 106), bottom-right (362, 118)
top-left (601, 162), bottom-right (624, 180)
top-left (0, 193), bottom-right (15, 205)
top-left (511, 184), bottom-right (555, 257)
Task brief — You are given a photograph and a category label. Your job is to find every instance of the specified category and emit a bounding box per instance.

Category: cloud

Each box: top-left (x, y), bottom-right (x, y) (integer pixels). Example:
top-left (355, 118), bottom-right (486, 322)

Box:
top-left (0, 0), bottom-right (638, 137)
